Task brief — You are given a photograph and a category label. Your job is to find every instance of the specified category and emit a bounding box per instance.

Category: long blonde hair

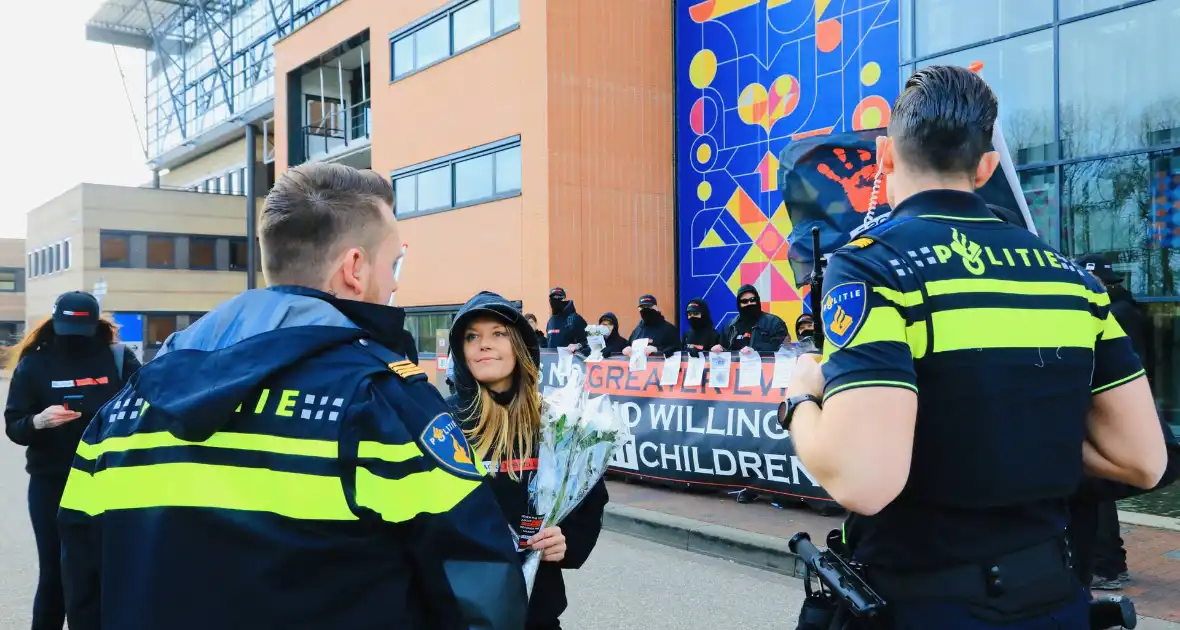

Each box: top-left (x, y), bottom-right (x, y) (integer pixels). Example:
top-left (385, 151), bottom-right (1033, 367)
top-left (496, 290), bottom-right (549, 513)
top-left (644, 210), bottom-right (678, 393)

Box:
top-left (462, 324), bottom-right (542, 480)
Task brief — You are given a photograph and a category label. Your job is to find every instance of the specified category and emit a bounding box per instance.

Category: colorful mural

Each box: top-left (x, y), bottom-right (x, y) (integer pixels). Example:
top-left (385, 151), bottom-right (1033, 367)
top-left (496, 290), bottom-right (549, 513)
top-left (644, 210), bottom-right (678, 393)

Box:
top-left (676, 0), bottom-right (901, 330)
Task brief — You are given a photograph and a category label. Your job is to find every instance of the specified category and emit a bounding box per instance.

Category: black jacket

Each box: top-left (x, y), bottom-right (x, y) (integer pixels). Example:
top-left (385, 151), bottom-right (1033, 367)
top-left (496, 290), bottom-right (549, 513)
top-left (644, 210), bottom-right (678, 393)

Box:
top-left (5, 340), bottom-right (141, 476)
top-left (545, 301), bottom-right (589, 350)
top-left (719, 285), bottom-right (789, 352)
top-left (682, 299), bottom-right (720, 356)
top-left (448, 291), bottom-right (608, 628)
top-left (627, 311), bottom-right (680, 356)
top-left (1107, 285), bottom-right (1150, 381)
top-left (596, 313), bottom-right (629, 358)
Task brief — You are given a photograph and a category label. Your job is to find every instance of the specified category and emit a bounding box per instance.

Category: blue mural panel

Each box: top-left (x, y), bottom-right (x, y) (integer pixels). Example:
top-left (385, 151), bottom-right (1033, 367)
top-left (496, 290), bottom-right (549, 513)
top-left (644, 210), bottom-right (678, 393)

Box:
top-left (676, 0), bottom-right (901, 330)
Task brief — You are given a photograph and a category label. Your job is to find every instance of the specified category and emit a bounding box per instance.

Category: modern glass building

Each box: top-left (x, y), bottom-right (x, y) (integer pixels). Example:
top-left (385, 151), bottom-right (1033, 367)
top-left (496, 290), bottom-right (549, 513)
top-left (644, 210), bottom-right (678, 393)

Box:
top-left (675, 0), bottom-right (1179, 427)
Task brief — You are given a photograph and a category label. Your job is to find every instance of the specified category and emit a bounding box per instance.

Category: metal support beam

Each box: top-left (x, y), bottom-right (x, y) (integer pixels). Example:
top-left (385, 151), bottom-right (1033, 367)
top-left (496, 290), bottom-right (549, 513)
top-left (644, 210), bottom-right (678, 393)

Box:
top-left (140, 0), bottom-right (187, 139)
top-left (152, 169), bottom-right (161, 188)
top-left (246, 123), bottom-right (259, 290)
top-left (195, 1), bottom-right (235, 115)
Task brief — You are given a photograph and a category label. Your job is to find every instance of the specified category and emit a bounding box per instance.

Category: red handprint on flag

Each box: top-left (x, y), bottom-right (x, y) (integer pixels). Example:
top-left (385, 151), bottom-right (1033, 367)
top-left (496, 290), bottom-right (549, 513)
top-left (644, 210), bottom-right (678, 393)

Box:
top-left (815, 148), bottom-right (887, 214)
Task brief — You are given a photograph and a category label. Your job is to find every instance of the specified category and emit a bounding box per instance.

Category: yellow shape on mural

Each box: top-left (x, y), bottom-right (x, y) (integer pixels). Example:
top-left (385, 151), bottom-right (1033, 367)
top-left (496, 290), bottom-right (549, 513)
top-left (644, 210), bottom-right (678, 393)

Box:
top-left (771, 300), bottom-right (804, 329)
top-left (699, 229), bottom-right (726, 248)
top-left (689, 49), bottom-right (718, 89)
top-left (861, 62), bottom-right (881, 86)
top-left (737, 83), bottom-right (770, 131)
top-left (769, 202), bottom-right (793, 238)
top-left (697, 143), bottom-right (712, 163)
top-left (767, 0), bottom-right (791, 8)
top-left (697, 181), bottom-right (712, 201)
top-left (816, 0), bottom-right (833, 20)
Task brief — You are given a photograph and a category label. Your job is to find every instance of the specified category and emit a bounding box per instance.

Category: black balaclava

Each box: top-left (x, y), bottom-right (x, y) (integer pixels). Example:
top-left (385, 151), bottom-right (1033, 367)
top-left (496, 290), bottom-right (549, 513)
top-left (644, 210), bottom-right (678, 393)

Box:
top-left (638, 294), bottom-right (662, 325)
top-left (796, 313), bottom-right (816, 343)
top-left (686, 299), bottom-right (714, 331)
top-left (549, 286), bottom-right (568, 315)
top-left (736, 284), bottom-right (763, 322)
top-left (53, 334), bottom-right (106, 356)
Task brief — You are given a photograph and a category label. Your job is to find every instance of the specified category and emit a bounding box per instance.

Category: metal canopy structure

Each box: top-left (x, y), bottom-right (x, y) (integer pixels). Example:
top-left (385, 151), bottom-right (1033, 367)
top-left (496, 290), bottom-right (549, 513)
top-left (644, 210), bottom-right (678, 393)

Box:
top-left (86, 0), bottom-right (341, 168)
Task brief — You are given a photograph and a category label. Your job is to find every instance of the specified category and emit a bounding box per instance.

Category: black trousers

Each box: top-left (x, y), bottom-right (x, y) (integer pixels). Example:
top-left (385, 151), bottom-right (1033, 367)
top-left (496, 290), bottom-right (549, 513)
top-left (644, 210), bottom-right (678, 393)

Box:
top-left (28, 474), bottom-right (68, 630)
top-left (1093, 500), bottom-right (1128, 578)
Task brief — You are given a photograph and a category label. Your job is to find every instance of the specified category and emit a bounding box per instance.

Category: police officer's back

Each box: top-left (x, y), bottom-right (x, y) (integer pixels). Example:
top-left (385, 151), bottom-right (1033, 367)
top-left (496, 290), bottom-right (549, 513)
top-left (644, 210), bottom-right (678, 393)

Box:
top-left (783, 66), bottom-right (1167, 629)
top-left (56, 163), bottom-right (528, 630)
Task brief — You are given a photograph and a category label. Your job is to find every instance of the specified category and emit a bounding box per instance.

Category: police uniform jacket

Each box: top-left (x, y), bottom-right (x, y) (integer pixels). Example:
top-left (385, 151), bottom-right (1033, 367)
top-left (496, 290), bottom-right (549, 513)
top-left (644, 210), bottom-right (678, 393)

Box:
top-left (819, 190), bottom-right (1145, 573)
top-left (57, 285), bottom-right (527, 630)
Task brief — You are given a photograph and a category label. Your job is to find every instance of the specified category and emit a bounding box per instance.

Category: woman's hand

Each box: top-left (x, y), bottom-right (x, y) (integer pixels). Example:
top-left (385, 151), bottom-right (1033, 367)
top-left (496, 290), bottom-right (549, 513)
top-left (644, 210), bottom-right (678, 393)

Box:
top-left (710, 344), bottom-right (725, 353)
top-left (33, 405), bottom-right (82, 430)
top-left (528, 526), bottom-right (567, 563)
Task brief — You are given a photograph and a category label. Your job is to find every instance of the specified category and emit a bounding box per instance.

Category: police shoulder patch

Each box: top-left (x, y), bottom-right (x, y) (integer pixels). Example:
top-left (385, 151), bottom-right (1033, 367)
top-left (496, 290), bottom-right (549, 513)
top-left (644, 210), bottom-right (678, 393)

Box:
top-left (419, 412), bottom-right (484, 480)
top-left (821, 281), bottom-right (869, 349)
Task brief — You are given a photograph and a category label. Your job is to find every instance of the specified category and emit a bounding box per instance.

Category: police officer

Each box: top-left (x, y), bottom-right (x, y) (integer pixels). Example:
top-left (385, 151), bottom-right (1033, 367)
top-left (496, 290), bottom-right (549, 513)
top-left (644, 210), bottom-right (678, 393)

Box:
top-left (780, 65), bottom-right (1167, 629)
top-left (57, 163), bottom-right (528, 630)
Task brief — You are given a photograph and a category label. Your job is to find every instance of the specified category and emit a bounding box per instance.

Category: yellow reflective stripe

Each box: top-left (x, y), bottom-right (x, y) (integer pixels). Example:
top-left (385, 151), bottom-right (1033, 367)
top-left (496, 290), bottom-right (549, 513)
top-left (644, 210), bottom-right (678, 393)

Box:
top-left (820, 306), bottom-right (926, 359)
top-left (932, 308), bottom-right (1098, 352)
top-left (1092, 369), bottom-right (1145, 395)
top-left (924, 279), bottom-right (1108, 306)
top-left (824, 380), bottom-right (918, 401)
top-left (358, 440), bottom-right (423, 463)
top-left (1099, 312), bottom-right (1127, 341)
top-left (873, 286), bottom-right (923, 308)
top-left (60, 462), bottom-right (356, 520)
top-left (355, 467), bottom-right (480, 523)
top-left (921, 214), bottom-right (1001, 223)
top-left (75, 431), bottom-right (338, 461)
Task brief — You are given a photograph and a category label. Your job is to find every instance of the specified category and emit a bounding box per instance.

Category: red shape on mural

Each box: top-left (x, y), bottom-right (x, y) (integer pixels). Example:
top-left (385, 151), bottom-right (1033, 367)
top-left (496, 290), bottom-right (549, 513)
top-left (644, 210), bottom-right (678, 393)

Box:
top-left (690, 98), bottom-right (706, 135)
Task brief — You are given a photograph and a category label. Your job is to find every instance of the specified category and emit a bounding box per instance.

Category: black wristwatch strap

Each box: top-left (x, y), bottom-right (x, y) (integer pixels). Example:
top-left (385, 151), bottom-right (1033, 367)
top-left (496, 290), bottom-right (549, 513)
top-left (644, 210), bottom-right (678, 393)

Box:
top-left (778, 394), bottom-right (822, 431)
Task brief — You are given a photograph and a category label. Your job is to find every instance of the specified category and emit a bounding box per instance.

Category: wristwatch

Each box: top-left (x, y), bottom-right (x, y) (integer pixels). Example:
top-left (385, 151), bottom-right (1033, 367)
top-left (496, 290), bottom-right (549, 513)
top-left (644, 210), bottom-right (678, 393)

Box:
top-left (777, 394), bottom-right (821, 431)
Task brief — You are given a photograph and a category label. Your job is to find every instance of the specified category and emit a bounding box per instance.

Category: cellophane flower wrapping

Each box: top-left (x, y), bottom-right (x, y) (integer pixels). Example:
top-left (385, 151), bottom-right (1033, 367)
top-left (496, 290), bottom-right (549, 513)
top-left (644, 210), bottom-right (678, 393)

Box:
top-left (522, 367), bottom-right (630, 597)
top-left (585, 324), bottom-right (608, 362)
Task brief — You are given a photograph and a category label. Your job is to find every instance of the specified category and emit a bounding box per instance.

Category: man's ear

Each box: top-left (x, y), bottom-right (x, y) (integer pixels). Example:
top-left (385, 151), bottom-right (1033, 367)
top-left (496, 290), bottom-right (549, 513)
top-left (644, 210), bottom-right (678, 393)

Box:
top-left (975, 151), bottom-right (1001, 188)
top-left (875, 135), bottom-right (896, 175)
top-left (338, 247), bottom-right (366, 297)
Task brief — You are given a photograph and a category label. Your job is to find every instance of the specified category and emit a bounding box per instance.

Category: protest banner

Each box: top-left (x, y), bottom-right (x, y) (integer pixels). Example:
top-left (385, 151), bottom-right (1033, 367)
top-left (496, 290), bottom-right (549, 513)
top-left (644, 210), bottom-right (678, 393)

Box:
top-left (537, 351), bottom-right (838, 512)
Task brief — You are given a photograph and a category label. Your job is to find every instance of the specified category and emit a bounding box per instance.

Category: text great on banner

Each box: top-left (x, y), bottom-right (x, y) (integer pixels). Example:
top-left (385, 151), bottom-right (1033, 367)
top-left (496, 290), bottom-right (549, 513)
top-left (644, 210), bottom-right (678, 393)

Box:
top-left (537, 351), bottom-right (836, 507)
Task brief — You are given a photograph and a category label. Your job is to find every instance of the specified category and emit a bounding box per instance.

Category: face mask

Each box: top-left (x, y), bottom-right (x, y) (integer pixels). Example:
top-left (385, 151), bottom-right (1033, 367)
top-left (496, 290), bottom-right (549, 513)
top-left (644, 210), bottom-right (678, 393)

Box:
top-left (549, 298), bottom-right (565, 314)
top-left (688, 314), bottom-right (708, 329)
top-left (603, 324), bottom-right (614, 335)
top-left (738, 296), bottom-right (761, 320)
top-left (640, 308), bottom-right (660, 324)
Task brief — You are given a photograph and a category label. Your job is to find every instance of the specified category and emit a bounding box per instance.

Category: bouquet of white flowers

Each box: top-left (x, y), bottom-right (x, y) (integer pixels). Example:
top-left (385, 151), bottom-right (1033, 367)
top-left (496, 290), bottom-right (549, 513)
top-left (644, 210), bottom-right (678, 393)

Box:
top-left (522, 366), bottom-right (628, 596)
top-left (584, 324), bottom-right (609, 362)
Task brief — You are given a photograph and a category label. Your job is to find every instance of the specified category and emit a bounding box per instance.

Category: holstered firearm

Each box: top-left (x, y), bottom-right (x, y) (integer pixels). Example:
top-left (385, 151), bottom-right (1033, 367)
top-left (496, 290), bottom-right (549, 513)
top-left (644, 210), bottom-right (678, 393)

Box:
top-left (790, 531), bottom-right (886, 626)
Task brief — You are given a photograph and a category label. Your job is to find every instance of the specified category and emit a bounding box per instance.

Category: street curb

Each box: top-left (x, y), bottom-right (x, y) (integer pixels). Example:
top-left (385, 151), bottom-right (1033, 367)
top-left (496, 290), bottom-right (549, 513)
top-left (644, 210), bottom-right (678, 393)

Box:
top-left (603, 504), bottom-right (807, 579)
top-left (1119, 510), bottom-right (1180, 532)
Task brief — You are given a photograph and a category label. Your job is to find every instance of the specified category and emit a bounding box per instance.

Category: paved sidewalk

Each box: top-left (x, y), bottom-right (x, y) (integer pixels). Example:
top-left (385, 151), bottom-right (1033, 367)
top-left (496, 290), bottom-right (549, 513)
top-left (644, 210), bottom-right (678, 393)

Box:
top-left (603, 479), bottom-right (1180, 625)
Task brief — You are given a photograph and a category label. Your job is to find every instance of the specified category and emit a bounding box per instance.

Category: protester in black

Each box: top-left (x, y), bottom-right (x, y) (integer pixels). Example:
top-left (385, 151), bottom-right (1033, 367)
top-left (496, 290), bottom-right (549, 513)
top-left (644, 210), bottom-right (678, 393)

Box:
top-left (448, 291), bottom-right (608, 630)
top-left (1074, 254), bottom-right (1154, 590)
top-left (595, 313), bottom-right (629, 358)
top-left (714, 284), bottom-right (789, 352)
top-left (681, 298), bottom-right (719, 356)
top-left (544, 287), bottom-right (589, 353)
top-left (622, 294), bottom-right (680, 357)
top-left (525, 313), bottom-right (548, 347)
top-left (4, 291), bottom-right (141, 630)
top-left (795, 313), bottom-right (817, 348)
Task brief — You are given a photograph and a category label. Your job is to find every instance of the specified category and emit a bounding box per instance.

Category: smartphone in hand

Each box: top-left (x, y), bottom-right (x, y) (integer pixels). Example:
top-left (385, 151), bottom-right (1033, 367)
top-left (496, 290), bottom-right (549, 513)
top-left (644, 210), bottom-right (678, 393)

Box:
top-left (62, 395), bottom-right (84, 411)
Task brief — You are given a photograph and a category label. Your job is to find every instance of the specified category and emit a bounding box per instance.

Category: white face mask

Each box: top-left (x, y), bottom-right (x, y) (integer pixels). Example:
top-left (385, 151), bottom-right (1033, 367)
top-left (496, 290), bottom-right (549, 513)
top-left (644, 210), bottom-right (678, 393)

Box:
top-left (604, 325), bottom-right (614, 335)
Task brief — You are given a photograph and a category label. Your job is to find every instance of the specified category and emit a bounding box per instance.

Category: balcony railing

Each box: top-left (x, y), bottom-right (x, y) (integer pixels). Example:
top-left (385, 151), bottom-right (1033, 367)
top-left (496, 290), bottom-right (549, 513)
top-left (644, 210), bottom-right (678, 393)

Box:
top-left (303, 99), bottom-right (371, 161)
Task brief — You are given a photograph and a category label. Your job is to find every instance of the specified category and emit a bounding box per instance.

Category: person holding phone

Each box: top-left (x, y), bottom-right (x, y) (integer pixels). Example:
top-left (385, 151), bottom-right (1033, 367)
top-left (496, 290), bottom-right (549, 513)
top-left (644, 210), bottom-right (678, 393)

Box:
top-left (4, 291), bottom-right (140, 630)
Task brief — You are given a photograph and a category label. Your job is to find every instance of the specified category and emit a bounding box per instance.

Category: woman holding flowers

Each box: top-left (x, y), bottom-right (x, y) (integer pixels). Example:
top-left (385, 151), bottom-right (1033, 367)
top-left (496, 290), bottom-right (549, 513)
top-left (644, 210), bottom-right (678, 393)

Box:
top-left (447, 291), bottom-right (609, 630)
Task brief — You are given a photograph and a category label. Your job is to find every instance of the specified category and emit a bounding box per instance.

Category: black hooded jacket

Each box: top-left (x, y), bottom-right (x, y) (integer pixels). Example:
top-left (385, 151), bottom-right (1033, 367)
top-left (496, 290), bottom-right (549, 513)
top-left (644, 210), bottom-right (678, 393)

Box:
top-left (720, 285), bottom-right (789, 352)
top-left (446, 291), bottom-right (608, 629)
top-left (1107, 285), bottom-right (1151, 381)
top-left (627, 309), bottom-right (681, 356)
top-left (545, 300), bottom-right (589, 351)
top-left (682, 299), bottom-right (720, 356)
top-left (596, 313), bottom-right (629, 358)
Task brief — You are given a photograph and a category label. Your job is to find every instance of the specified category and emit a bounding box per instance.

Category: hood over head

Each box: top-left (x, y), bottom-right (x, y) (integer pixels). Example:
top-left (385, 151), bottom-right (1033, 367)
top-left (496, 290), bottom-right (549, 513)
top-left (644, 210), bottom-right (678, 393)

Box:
top-left (736, 284), bottom-right (763, 321)
top-left (796, 313), bottom-right (816, 337)
top-left (130, 285), bottom-right (410, 442)
top-left (598, 312), bottom-right (623, 339)
top-left (448, 291), bottom-right (541, 398)
top-left (686, 298), bottom-right (714, 330)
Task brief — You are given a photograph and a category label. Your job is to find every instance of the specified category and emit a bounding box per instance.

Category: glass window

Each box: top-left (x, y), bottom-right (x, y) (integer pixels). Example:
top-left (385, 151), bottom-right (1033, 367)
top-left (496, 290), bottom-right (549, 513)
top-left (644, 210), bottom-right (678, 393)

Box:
top-left (406, 311), bottom-right (457, 355)
top-left (899, 0), bottom-right (913, 61)
top-left (190, 237), bottom-right (216, 269)
top-left (27, 253), bottom-right (33, 277)
top-left (53, 244), bottom-right (61, 272)
top-left (1063, 149), bottom-right (1180, 298)
top-left (416, 166), bottom-right (453, 212)
top-left (415, 19), bottom-right (450, 69)
top-left (455, 154), bottom-right (494, 204)
top-left (494, 145), bottom-right (522, 193)
top-left (453, 0), bottom-right (492, 52)
top-left (1060, 1), bottom-right (1180, 158)
top-left (1019, 167), bottom-right (1060, 248)
top-left (393, 36), bottom-right (414, 77)
top-left (913, 0), bottom-right (1052, 58)
top-left (147, 235), bottom-right (177, 268)
top-left (1144, 302), bottom-right (1179, 430)
top-left (919, 31), bottom-right (1056, 164)
top-left (101, 234), bottom-right (131, 266)
top-left (1060, 0), bottom-right (1130, 19)
top-left (62, 240), bottom-right (70, 270)
top-left (395, 176), bottom-right (417, 215)
top-left (146, 314), bottom-right (179, 345)
top-left (493, 0), bottom-right (520, 32)
top-left (230, 239), bottom-right (249, 271)
top-left (0, 269), bottom-right (16, 292)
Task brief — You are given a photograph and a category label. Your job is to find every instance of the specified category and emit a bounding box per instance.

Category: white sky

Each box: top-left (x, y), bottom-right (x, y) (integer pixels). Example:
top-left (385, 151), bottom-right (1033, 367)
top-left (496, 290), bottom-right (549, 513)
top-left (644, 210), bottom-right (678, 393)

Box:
top-left (0, 0), bottom-right (150, 239)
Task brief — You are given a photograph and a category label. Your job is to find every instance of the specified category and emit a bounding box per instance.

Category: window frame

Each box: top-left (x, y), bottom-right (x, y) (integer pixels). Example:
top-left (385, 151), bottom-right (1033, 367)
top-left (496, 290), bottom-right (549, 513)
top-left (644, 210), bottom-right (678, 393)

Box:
top-left (146, 234), bottom-right (179, 269)
top-left (189, 236), bottom-right (219, 270)
top-left (100, 232), bottom-right (133, 268)
top-left (0, 267), bottom-right (20, 292)
top-left (388, 0), bottom-right (521, 82)
top-left (390, 135), bottom-right (522, 219)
